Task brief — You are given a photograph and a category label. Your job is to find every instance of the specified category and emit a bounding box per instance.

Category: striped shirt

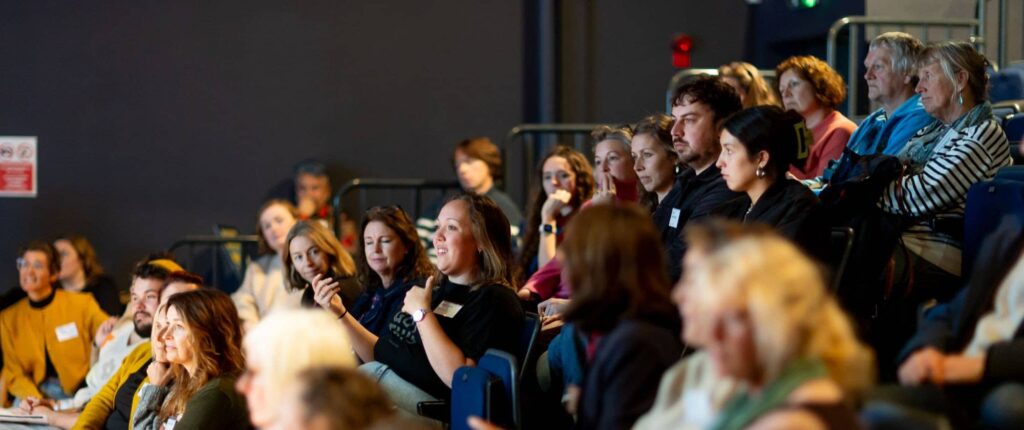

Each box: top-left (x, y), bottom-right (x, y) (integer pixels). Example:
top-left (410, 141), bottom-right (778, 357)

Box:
top-left (880, 118), bottom-right (1011, 274)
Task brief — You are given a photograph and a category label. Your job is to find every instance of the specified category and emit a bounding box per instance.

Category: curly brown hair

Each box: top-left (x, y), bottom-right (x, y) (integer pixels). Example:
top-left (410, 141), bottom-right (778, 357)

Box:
top-left (776, 55), bottom-right (847, 110)
top-left (518, 146), bottom-right (595, 282)
top-left (356, 206), bottom-right (434, 292)
top-left (159, 289), bottom-right (245, 422)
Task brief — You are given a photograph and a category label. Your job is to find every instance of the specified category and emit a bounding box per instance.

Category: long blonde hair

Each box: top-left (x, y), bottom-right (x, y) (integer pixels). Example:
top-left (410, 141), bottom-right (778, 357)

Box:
top-left (693, 235), bottom-right (874, 400)
top-left (718, 62), bottom-right (780, 108)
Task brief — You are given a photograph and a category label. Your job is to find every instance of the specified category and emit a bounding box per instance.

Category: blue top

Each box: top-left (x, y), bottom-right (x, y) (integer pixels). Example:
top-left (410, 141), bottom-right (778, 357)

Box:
top-left (846, 94), bottom-right (935, 156)
top-left (350, 277), bottom-right (421, 336)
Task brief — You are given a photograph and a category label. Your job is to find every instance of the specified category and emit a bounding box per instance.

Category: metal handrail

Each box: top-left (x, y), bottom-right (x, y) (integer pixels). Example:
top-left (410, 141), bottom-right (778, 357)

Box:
top-left (168, 235), bottom-right (261, 291)
top-left (664, 68), bottom-right (777, 113)
top-left (329, 178), bottom-right (462, 238)
top-left (826, 16), bottom-right (980, 116)
top-left (503, 123), bottom-right (610, 203)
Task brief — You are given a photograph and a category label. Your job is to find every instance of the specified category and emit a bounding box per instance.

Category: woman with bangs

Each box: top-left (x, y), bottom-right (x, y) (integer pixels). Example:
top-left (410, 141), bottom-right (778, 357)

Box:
top-left (132, 289), bottom-right (251, 430)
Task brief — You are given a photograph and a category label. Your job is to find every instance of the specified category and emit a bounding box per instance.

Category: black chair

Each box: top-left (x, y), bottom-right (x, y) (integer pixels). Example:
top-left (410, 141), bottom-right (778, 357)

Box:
top-left (828, 227), bottom-right (855, 293)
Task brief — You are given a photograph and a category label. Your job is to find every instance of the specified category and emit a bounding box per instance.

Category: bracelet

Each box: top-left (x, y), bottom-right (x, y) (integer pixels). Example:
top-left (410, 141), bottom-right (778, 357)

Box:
top-left (338, 308), bottom-right (349, 320)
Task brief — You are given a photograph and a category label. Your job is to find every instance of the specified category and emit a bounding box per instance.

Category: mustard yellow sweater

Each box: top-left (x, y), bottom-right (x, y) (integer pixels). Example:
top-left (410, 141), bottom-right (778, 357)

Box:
top-left (0, 288), bottom-right (109, 401)
top-left (72, 341), bottom-right (152, 430)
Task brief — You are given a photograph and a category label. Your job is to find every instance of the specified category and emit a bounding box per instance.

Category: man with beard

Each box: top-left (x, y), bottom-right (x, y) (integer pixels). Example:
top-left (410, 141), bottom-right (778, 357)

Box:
top-left (658, 75), bottom-right (743, 281)
top-left (15, 257), bottom-right (184, 429)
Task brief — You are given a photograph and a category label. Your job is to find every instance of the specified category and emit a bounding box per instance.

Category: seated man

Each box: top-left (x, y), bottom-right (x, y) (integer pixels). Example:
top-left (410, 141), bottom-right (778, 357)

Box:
top-left (1, 242), bottom-right (109, 405)
top-left (14, 258), bottom-right (184, 429)
top-left (811, 32), bottom-right (936, 188)
top-left (870, 218), bottom-right (1024, 429)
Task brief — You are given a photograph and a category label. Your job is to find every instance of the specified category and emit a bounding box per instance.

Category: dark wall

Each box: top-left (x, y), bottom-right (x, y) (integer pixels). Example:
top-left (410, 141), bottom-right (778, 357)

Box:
top-left (0, 1), bottom-right (524, 291)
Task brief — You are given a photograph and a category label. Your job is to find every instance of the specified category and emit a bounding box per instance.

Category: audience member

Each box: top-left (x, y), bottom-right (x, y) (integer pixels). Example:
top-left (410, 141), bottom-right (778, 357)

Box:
top-left (232, 199), bottom-right (301, 331)
top-left (328, 194), bottom-right (523, 418)
top-left (517, 146), bottom-right (595, 281)
top-left (266, 366), bottom-right (395, 430)
top-left (453, 137), bottom-right (524, 230)
top-left (847, 32), bottom-right (934, 157)
top-left (776, 55), bottom-right (857, 179)
top-left (868, 219), bottom-right (1024, 429)
top-left (696, 235), bottom-right (874, 430)
top-left (131, 289), bottom-right (250, 430)
top-left (634, 220), bottom-right (763, 430)
top-left (293, 159), bottom-right (357, 251)
top-left (632, 114), bottom-right (680, 207)
top-left (517, 124), bottom-right (639, 302)
top-left (713, 106), bottom-right (828, 255)
top-left (558, 204), bottom-right (681, 429)
top-left (418, 137), bottom-right (522, 264)
top-left (663, 75), bottom-right (744, 281)
top-left (54, 234), bottom-right (122, 316)
top-left (351, 206), bottom-right (434, 336)
top-left (236, 309), bottom-right (357, 429)
top-left (880, 41), bottom-right (1011, 297)
top-left (282, 220), bottom-right (361, 310)
top-left (15, 259), bottom-right (181, 428)
top-left (718, 62), bottom-right (780, 108)
top-left (1, 242), bottom-right (109, 405)
top-left (67, 267), bottom-right (195, 430)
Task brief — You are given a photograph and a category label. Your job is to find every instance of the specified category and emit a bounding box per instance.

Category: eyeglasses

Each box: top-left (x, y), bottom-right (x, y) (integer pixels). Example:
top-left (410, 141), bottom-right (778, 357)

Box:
top-left (16, 258), bottom-right (46, 271)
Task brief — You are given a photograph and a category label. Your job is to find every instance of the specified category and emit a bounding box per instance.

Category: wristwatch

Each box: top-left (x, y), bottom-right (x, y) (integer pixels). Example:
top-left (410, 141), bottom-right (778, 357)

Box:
top-left (541, 222), bottom-right (558, 234)
top-left (411, 308), bottom-right (429, 323)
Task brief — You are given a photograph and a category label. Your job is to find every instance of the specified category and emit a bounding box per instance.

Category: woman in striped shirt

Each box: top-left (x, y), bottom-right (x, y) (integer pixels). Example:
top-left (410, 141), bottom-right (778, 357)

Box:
top-left (881, 41), bottom-right (1011, 300)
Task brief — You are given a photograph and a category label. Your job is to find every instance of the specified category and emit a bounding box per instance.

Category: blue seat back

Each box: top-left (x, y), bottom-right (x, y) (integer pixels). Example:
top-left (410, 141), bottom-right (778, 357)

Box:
top-left (450, 366), bottom-right (498, 430)
top-left (964, 179), bottom-right (1024, 277)
top-left (996, 166), bottom-right (1024, 182)
top-left (478, 349), bottom-right (519, 428)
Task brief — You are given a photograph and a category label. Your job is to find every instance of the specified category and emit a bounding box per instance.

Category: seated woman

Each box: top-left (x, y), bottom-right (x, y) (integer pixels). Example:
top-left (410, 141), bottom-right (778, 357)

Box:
top-left (418, 137), bottom-right (522, 263)
top-left (713, 106), bottom-right (828, 256)
top-left (558, 204), bottom-right (681, 430)
top-left (232, 199), bottom-right (300, 331)
top-left (517, 146), bottom-right (594, 282)
top-left (351, 206), bottom-right (434, 336)
top-left (718, 62), bottom-right (780, 108)
top-left (236, 309), bottom-right (357, 429)
top-left (268, 366), bottom-right (396, 430)
top-left (517, 124), bottom-right (639, 302)
top-left (314, 194), bottom-right (524, 416)
top-left (282, 220), bottom-right (361, 309)
top-left (776, 55), bottom-right (857, 179)
top-left (1, 241), bottom-right (109, 405)
top-left (54, 234), bottom-right (122, 316)
top-left (880, 41), bottom-right (1011, 299)
top-left (132, 290), bottom-right (250, 430)
top-left (695, 235), bottom-right (873, 430)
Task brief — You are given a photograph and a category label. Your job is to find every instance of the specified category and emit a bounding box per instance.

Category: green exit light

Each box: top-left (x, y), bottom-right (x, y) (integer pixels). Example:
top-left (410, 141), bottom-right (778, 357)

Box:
top-left (790, 0), bottom-right (819, 8)
top-left (801, 0), bottom-right (819, 7)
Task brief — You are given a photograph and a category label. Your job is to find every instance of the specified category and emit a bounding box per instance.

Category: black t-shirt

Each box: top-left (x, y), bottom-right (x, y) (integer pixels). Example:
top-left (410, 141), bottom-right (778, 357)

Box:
top-left (105, 359), bottom-right (151, 430)
top-left (373, 280), bottom-right (524, 398)
top-left (350, 277), bottom-right (420, 337)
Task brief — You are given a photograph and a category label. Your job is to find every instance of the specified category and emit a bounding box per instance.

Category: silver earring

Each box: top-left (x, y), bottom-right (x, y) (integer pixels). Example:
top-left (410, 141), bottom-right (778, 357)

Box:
top-left (755, 167), bottom-right (766, 178)
top-left (957, 91), bottom-right (964, 105)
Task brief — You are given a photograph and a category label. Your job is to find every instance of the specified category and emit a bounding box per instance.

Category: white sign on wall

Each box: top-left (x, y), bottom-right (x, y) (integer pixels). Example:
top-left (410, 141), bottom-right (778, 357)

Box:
top-left (0, 136), bottom-right (37, 198)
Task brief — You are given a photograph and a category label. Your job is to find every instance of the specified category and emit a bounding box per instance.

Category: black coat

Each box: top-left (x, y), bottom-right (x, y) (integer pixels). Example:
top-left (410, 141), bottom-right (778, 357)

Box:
top-left (713, 178), bottom-right (828, 257)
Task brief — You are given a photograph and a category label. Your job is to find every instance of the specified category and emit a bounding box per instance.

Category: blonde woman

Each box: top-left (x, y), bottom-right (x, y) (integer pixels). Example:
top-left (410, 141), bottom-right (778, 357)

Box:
top-left (694, 235), bottom-right (874, 430)
top-left (282, 220), bottom-right (360, 309)
top-left (235, 309), bottom-right (357, 429)
top-left (718, 62), bottom-right (780, 108)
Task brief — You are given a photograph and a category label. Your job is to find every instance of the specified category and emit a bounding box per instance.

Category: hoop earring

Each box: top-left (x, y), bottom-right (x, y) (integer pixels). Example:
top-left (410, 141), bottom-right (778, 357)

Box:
top-left (755, 167), bottom-right (766, 178)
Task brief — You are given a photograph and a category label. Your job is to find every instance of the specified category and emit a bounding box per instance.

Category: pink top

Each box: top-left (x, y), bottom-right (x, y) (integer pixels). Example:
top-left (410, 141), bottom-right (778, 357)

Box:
top-left (790, 110), bottom-right (857, 179)
top-left (523, 178), bottom-right (641, 301)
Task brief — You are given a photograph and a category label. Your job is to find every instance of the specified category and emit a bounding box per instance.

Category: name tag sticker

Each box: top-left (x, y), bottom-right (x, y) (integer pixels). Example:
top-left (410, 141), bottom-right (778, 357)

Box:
top-left (433, 301), bottom-right (464, 319)
top-left (55, 322), bottom-right (79, 342)
top-left (669, 208), bottom-right (681, 228)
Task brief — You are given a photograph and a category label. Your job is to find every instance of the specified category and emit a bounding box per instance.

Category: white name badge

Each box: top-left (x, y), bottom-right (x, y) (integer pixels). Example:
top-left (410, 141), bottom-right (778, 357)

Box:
top-left (55, 322), bottom-right (79, 342)
top-left (669, 208), bottom-right (681, 228)
top-left (433, 301), bottom-right (464, 319)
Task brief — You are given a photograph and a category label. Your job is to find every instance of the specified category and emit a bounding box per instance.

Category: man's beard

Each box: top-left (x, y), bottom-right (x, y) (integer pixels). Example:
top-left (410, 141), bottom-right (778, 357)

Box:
top-left (134, 312), bottom-right (153, 337)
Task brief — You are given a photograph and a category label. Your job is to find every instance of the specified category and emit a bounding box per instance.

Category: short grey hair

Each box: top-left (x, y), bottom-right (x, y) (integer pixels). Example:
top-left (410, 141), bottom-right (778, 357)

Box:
top-left (919, 40), bottom-right (990, 103)
top-left (869, 32), bottom-right (925, 85)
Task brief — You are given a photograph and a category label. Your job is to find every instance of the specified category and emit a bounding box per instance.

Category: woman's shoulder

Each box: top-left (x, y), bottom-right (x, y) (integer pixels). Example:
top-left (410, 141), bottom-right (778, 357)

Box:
top-left (195, 375), bottom-right (247, 403)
